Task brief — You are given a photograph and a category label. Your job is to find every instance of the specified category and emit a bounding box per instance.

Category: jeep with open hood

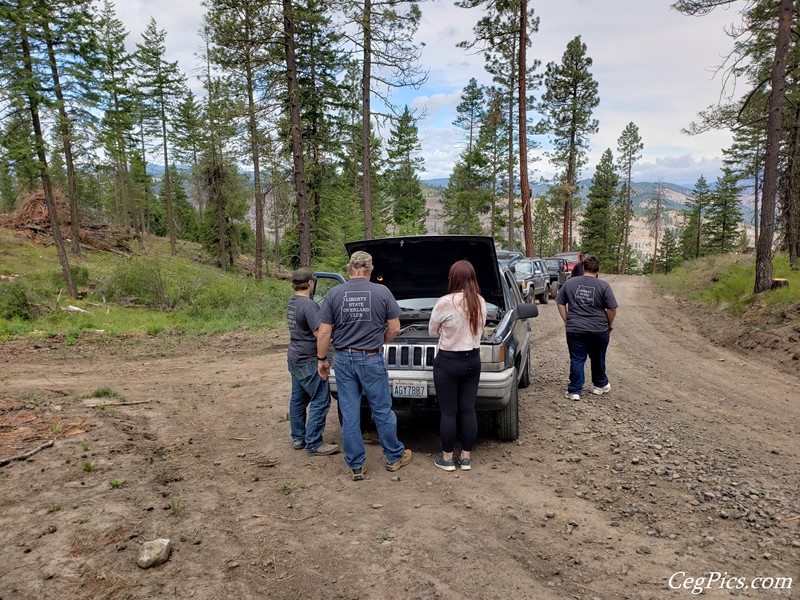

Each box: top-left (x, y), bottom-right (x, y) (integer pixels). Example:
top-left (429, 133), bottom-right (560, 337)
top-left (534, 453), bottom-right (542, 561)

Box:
top-left (314, 235), bottom-right (538, 441)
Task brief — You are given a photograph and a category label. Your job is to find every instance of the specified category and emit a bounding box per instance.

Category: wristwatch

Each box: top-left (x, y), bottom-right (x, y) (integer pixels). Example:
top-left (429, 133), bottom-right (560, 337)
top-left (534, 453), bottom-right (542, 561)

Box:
top-left (317, 356), bottom-right (328, 361)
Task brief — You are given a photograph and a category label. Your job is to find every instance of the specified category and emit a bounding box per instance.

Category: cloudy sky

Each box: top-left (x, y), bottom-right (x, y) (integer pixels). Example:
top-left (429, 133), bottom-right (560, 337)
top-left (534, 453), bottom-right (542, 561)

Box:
top-left (115, 0), bottom-right (745, 187)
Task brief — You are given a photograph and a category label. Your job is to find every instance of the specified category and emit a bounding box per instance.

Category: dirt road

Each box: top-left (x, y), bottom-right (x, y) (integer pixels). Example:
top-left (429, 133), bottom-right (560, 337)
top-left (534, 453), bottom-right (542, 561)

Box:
top-left (1, 275), bottom-right (798, 599)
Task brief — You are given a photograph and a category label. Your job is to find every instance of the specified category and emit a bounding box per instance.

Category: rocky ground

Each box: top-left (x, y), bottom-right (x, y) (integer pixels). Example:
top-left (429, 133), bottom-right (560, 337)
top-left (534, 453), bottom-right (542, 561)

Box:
top-left (0, 275), bottom-right (798, 599)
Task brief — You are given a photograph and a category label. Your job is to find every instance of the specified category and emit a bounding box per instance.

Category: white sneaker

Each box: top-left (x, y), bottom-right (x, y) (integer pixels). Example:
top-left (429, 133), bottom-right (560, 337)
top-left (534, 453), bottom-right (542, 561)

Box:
top-left (592, 383), bottom-right (611, 395)
top-left (564, 391), bottom-right (581, 401)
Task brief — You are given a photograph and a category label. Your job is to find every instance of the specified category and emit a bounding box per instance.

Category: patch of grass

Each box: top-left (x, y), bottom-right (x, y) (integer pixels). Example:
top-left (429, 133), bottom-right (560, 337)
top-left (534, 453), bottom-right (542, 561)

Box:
top-left (0, 229), bottom-right (292, 338)
top-left (82, 461), bottom-right (95, 472)
top-left (91, 387), bottom-right (120, 398)
top-left (154, 448), bottom-right (169, 458)
top-left (45, 502), bottom-right (61, 513)
top-left (168, 499), bottom-right (186, 517)
top-left (377, 532), bottom-right (397, 543)
top-left (281, 481), bottom-right (301, 495)
top-left (109, 478), bottom-right (127, 489)
top-left (81, 441), bottom-right (89, 451)
top-left (653, 252), bottom-right (800, 325)
top-left (50, 421), bottom-right (62, 435)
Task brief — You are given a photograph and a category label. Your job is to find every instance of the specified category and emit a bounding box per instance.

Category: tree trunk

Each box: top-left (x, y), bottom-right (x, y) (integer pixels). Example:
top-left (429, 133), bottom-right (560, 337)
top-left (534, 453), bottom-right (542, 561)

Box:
top-left (518, 0), bottom-right (533, 257)
top-left (20, 26), bottom-right (76, 298)
top-left (621, 167), bottom-right (633, 270)
top-left (361, 0), bottom-right (373, 240)
top-left (755, 0), bottom-right (792, 293)
top-left (652, 199), bottom-right (660, 275)
top-left (506, 60), bottom-right (515, 250)
top-left (246, 63), bottom-right (264, 280)
top-left (160, 96), bottom-right (176, 257)
top-left (43, 23), bottom-right (81, 256)
top-left (283, 0), bottom-right (311, 265)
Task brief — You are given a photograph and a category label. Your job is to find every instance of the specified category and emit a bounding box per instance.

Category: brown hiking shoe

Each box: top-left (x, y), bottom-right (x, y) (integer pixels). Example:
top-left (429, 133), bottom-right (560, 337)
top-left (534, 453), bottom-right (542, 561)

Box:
top-left (386, 449), bottom-right (413, 472)
top-left (308, 443), bottom-right (339, 456)
top-left (351, 465), bottom-right (367, 481)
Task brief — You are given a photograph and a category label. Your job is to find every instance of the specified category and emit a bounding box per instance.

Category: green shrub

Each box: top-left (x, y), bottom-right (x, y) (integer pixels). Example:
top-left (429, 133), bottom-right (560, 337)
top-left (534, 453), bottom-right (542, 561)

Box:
top-left (102, 258), bottom-right (172, 309)
top-left (0, 281), bottom-right (31, 320)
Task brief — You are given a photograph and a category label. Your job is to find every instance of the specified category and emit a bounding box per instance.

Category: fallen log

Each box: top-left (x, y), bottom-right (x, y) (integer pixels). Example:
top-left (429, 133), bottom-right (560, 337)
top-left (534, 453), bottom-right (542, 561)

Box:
top-left (0, 439), bottom-right (54, 467)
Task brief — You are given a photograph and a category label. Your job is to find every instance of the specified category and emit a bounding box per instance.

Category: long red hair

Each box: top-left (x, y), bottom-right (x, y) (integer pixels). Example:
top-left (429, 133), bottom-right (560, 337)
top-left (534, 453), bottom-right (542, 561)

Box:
top-left (447, 260), bottom-right (482, 336)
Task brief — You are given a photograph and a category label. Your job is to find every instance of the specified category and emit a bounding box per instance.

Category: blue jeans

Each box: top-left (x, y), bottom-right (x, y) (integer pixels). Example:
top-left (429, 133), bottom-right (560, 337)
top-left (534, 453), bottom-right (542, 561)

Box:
top-left (334, 350), bottom-right (405, 469)
top-left (288, 359), bottom-right (331, 453)
top-left (566, 330), bottom-right (610, 395)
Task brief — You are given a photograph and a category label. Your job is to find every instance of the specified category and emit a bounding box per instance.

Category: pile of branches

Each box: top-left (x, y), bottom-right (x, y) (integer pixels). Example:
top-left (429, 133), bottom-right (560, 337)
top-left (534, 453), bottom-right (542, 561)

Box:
top-left (1, 189), bottom-right (135, 254)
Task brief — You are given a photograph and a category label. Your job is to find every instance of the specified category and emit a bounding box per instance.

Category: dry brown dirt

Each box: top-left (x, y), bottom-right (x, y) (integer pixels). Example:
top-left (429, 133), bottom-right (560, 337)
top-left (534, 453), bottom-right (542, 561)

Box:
top-left (1, 275), bottom-right (798, 600)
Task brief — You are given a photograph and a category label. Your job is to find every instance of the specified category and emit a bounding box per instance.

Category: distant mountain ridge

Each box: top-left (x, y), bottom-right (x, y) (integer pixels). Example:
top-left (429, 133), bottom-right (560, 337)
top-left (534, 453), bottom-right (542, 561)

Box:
top-left (422, 177), bottom-right (696, 211)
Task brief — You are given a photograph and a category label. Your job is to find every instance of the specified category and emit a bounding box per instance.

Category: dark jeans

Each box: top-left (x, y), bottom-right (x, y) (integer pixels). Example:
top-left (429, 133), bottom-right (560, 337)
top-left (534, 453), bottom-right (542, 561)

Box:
top-left (433, 349), bottom-right (481, 453)
top-left (566, 330), bottom-right (610, 395)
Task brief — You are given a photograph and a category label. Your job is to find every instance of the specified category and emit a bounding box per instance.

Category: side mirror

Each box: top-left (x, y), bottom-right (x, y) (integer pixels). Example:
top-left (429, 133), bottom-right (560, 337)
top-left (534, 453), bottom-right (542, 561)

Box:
top-left (516, 302), bottom-right (538, 319)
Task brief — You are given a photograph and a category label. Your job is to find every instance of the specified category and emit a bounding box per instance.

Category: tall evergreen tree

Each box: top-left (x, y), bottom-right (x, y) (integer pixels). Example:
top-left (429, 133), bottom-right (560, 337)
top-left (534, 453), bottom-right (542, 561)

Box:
top-left (616, 121), bottom-right (643, 271)
top-left (704, 168), bottom-right (743, 254)
top-left (386, 105), bottom-right (426, 234)
top-left (645, 183), bottom-right (667, 275)
top-left (658, 228), bottom-right (681, 274)
top-left (536, 35), bottom-right (599, 252)
top-left (96, 0), bottom-right (137, 232)
top-left (441, 147), bottom-right (490, 234)
top-left (0, 0), bottom-right (77, 296)
top-left (453, 78), bottom-right (484, 153)
top-left (134, 17), bottom-right (186, 256)
top-left (680, 175), bottom-right (712, 259)
top-left (579, 148), bottom-right (617, 264)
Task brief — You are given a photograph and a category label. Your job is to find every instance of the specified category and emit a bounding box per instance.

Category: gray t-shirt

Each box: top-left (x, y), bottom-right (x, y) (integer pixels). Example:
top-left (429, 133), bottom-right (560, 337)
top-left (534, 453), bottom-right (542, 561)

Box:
top-left (555, 275), bottom-right (618, 333)
top-left (287, 295), bottom-right (320, 362)
top-left (318, 278), bottom-right (401, 351)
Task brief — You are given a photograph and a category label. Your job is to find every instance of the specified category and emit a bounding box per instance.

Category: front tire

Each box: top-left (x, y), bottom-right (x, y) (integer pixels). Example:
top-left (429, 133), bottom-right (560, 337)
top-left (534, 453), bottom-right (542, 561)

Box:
top-left (496, 369), bottom-right (519, 441)
top-left (539, 286), bottom-right (549, 304)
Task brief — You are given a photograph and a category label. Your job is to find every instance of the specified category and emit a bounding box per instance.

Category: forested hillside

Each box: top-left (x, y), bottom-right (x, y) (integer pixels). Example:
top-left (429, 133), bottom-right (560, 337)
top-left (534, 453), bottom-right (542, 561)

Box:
top-left (0, 0), bottom-right (797, 296)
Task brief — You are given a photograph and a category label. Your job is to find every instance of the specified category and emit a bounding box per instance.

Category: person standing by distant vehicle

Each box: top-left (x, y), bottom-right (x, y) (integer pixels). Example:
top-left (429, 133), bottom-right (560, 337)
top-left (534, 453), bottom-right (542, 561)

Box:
top-left (286, 267), bottom-right (339, 456)
top-left (429, 260), bottom-right (487, 472)
top-left (316, 251), bottom-right (413, 481)
top-left (555, 255), bottom-right (618, 401)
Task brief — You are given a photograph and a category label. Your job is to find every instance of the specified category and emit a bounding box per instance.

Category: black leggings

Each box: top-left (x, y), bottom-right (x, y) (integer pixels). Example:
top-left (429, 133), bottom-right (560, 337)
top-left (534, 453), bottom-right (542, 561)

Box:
top-left (433, 349), bottom-right (481, 453)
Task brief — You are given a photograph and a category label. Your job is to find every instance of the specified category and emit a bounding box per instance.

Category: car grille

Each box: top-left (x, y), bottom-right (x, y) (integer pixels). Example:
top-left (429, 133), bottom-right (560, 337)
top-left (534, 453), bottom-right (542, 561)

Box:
top-left (384, 344), bottom-right (437, 370)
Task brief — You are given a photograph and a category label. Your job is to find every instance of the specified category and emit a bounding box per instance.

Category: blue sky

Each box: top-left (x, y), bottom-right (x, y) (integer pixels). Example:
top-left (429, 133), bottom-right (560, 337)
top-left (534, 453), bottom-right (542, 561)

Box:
top-left (115, 0), bottom-right (745, 187)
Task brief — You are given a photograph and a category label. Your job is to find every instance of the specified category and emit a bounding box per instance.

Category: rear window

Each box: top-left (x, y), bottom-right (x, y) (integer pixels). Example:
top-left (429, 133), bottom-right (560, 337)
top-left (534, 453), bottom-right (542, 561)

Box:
top-left (556, 253), bottom-right (581, 263)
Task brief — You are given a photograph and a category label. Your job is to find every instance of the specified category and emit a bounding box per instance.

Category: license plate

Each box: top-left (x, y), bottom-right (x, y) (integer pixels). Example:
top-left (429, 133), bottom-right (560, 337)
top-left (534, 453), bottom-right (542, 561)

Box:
top-left (392, 379), bottom-right (427, 399)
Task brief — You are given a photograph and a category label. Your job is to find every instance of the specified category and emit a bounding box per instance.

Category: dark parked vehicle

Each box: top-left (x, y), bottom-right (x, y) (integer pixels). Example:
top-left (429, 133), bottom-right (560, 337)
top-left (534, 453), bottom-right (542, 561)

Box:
top-left (496, 249), bottom-right (524, 269)
top-left (543, 257), bottom-right (568, 296)
top-left (315, 236), bottom-right (539, 441)
top-left (512, 258), bottom-right (550, 304)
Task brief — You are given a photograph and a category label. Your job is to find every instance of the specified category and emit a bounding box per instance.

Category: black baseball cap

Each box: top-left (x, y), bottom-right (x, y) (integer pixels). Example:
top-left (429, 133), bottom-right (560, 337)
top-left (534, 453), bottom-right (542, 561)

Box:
top-left (291, 267), bottom-right (313, 284)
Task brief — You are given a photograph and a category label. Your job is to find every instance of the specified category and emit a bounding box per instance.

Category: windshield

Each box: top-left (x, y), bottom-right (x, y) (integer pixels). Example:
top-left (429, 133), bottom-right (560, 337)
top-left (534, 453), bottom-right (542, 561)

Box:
top-left (543, 259), bottom-right (559, 269)
top-left (556, 253), bottom-right (581, 263)
top-left (514, 261), bottom-right (533, 275)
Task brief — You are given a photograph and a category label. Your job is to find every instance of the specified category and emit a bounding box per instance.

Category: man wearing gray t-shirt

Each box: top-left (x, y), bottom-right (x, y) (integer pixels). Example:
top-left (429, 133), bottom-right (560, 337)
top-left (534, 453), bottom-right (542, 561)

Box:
top-left (555, 255), bottom-right (618, 401)
top-left (287, 267), bottom-right (339, 456)
top-left (317, 251), bottom-right (413, 481)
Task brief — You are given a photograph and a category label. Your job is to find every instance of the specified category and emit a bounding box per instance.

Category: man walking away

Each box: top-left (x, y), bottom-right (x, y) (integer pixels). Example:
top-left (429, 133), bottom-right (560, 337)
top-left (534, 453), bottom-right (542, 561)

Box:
top-left (287, 267), bottom-right (339, 456)
top-left (316, 251), bottom-right (413, 481)
top-left (555, 255), bottom-right (618, 401)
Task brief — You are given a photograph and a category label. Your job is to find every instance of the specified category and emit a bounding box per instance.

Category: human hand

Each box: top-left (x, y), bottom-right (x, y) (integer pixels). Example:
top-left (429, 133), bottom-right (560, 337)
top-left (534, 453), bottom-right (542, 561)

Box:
top-left (317, 360), bottom-right (330, 380)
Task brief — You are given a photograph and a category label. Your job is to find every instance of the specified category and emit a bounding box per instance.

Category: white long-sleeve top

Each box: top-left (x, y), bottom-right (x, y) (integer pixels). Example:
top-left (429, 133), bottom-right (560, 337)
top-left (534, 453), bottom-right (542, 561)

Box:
top-left (429, 292), bottom-right (487, 351)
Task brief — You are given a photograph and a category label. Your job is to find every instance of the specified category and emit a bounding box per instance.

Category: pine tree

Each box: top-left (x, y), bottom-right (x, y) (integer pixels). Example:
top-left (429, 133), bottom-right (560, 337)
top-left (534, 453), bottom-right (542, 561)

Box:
top-left (580, 149), bottom-right (618, 264)
top-left (537, 35), bottom-right (599, 252)
top-left (441, 147), bottom-right (490, 234)
top-left (616, 122), bottom-right (643, 271)
top-left (386, 106), bottom-right (426, 235)
top-left (134, 17), bottom-right (187, 257)
top-left (453, 78), bottom-right (484, 153)
top-left (680, 175), bottom-right (711, 259)
top-left (703, 168), bottom-right (743, 254)
top-left (658, 228), bottom-right (681, 273)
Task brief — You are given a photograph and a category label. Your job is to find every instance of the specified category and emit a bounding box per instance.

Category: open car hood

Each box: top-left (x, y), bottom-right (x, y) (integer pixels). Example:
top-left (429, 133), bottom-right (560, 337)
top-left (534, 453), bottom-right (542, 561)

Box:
top-left (345, 236), bottom-right (505, 308)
